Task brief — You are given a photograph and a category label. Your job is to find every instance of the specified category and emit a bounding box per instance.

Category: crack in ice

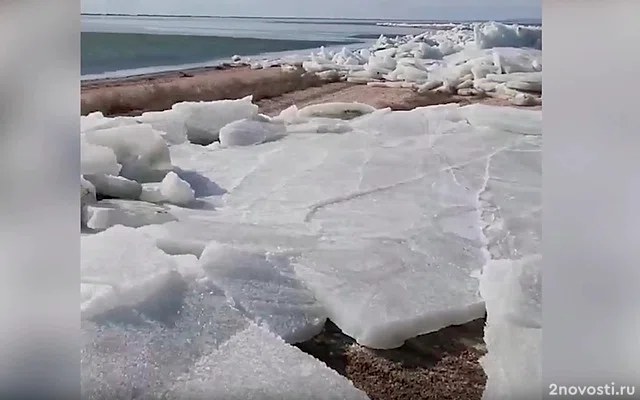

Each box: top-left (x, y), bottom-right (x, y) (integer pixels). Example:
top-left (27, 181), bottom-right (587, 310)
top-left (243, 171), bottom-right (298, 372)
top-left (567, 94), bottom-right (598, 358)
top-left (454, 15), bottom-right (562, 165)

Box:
top-left (303, 173), bottom-right (428, 223)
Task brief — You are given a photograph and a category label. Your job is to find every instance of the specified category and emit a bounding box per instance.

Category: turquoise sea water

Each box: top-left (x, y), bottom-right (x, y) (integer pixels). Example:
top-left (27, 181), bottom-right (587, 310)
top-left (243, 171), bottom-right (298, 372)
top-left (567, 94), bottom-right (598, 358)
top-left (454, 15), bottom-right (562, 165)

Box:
top-left (81, 15), bottom-right (541, 79)
top-left (81, 32), bottom-right (356, 76)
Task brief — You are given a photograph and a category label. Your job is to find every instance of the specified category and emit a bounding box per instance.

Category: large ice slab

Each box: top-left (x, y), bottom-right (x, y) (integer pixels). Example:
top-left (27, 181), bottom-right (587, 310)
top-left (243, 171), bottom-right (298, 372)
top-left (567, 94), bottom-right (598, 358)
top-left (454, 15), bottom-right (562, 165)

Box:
top-left (167, 322), bottom-right (369, 400)
top-left (479, 256), bottom-right (542, 400)
top-left (460, 103), bottom-right (542, 136)
top-left (199, 241), bottom-right (327, 343)
top-left (473, 125), bottom-right (541, 399)
top-left (82, 277), bottom-right (249, 399)
top-left (84, 174), bottom-right (142, 200)
top-left (81, 227), bottom-right (366, 399)
top-left (219, 116), bottom-right (287, 147)
top-left (81, 225), bottom-right (180, 318)
top-left (144, 103), bottom-right (541, 350)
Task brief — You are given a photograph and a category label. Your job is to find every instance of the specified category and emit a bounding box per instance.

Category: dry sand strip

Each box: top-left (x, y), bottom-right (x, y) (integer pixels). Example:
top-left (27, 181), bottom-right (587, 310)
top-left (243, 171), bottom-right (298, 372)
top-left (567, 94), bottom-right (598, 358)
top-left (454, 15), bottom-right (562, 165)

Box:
top-left (81, 65), bottom-right (539, 118)
top-left (81, 65), bottom-right (330, 116)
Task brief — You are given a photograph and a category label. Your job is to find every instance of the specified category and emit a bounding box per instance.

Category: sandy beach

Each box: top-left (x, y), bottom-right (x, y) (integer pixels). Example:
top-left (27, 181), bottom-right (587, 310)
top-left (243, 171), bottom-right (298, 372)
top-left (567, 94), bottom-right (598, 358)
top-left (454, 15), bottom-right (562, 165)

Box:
top-left (81, 65), bottom-right (538, 399)
top-left (82, 64), bottom-right (539, 118)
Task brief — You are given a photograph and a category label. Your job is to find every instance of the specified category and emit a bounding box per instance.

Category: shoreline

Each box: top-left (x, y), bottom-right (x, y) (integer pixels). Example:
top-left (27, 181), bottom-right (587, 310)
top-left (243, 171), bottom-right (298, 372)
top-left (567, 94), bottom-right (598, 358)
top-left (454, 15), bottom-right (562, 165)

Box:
top-left (81, 62), bottom-right (248, 87)
top-left (81, 64), bottom-right (332, 116)
top-left (81, 63), bottom-right (537, 118)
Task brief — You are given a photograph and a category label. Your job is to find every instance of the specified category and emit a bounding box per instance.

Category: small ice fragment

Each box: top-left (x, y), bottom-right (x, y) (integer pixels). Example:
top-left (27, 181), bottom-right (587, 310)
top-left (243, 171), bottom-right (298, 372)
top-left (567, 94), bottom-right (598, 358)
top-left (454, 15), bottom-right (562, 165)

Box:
top-left (160, 172), bottom-right (195, 206)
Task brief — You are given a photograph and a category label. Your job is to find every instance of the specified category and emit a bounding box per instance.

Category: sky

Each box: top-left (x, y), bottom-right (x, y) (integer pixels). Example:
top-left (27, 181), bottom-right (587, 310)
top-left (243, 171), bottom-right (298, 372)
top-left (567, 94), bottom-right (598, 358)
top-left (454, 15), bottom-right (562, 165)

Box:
top-left (81, 0), bottom-right (541, 21)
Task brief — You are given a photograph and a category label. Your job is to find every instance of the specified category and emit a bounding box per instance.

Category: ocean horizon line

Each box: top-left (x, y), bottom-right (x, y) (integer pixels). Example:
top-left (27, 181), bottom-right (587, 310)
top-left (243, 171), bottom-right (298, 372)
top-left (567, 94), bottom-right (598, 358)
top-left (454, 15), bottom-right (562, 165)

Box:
top-left (81, 13), bottom-right (541, 24)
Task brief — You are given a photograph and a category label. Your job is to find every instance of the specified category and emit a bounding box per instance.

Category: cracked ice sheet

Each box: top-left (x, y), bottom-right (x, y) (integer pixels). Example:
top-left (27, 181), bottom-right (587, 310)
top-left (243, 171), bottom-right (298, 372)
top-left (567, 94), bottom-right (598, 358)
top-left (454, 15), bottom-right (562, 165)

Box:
top-left (81, 226), bottom-right (367, 399)
top-left (480, 256), bottom-right (542, 400)
top-left (476, 132), bottom-right (541, 399)
top-left (148, 104), bottom-right (541, 349)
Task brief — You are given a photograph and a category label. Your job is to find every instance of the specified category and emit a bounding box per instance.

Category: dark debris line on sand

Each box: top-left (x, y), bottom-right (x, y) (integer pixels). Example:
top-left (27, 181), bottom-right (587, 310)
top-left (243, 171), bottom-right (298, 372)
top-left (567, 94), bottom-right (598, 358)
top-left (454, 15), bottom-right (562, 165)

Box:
top-left (296, 319), bottom-right (487, 400)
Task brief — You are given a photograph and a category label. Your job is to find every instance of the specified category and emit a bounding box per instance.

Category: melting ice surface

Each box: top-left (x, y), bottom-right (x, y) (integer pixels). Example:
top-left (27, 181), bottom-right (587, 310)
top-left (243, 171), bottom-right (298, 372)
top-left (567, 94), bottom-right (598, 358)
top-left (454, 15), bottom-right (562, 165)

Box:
top-left (81, 97), bottom-right (541, 397)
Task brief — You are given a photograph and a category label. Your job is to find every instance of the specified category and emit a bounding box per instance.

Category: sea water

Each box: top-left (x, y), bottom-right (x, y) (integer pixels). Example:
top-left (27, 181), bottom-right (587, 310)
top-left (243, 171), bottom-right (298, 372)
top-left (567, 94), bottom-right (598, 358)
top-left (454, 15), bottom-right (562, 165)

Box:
top-left (81, 15), bottom-right (541, 80)
top-left (81, 15), bottom-right (429, 79)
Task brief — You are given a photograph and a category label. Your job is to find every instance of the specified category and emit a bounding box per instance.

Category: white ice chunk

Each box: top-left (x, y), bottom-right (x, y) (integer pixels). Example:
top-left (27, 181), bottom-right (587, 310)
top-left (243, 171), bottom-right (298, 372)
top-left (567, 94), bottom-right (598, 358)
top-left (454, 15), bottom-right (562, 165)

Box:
top-left (170, 253), bottom-right (203, 279)
top-left (80, 225), bottom-right (179, 319)
top-left (457, 79), bottom-right (474, 90)
top-left (297, 102), bottom-right (377, 120)
top-left (474, 22), bottom-right (542, 50)
top-left (417, 80), bottom-right (443, 93)
top-left (83, 124), bottom-right (173, 183)
top-left (272, 105), bottom-right (301, 124)
top-left (367, 81), bottom-right (405, 88)
top-left (219, 118), bottom-right (286, 147)
top-left (160, 171), bottom-right (195, 206)
top-left (199, 242), bottom-right (327, 343)
top-left (81, 111), bottom-right (105, 131)
top-left (136, 109), bottom-right (188, 144)
top-left (86, 199), bottom-right (178, 230)
top-left (168, 323), bottom-right (370, 400)
top-left (316, 69), bottom-right (341, 81)
top-left (393, 64), bottom-right (429, 83)
top-left (474, 78), bottom-right (500, 93)
top-left (460, 103), bottom-right (542, 135)
top-left (81, 139), bottom-right (122, 176)
top-left (486, 71), bottom-right (542, 84)
top-left (471, 64), bottom-right (501, 80)
top-left (480, 256), bottom-right (542, 400)
top-left (139, 183), bottom-right (166, 203)
top-left (302, 60), bottom-right (335, 73)
top-left (346, 75), bottom-right (376, 84)
top-left (491, 48), bottom-right (542, 74)
top-left (510, 93), bottom-right (541, 107)
top-left (505, 80), bottom-right (542, 93)
top-left (172, 96), bottom-right (259, 145)
top-left (84, 174), bottom-right (142, 200)
top-left (81, 113), bottom-right (139, 133)
top-left (458, 88), bottom-right (479, 96)
top-left (81, 176), bottom-right (96, 226)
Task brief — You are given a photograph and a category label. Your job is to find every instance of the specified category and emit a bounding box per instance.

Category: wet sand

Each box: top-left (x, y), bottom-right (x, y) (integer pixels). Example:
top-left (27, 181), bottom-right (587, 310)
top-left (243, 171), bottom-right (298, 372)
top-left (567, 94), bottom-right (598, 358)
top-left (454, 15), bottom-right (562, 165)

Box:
top-left (80, 65), bottom-right (538, 399)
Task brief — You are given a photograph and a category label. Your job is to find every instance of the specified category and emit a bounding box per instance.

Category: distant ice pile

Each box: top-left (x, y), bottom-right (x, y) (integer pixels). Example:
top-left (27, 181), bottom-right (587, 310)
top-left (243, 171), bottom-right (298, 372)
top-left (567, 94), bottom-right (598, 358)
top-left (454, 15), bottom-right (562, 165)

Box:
top-left (247, 21), bottom-right (542, 106)
top-left (81, 95), bottom-right (541, 397)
